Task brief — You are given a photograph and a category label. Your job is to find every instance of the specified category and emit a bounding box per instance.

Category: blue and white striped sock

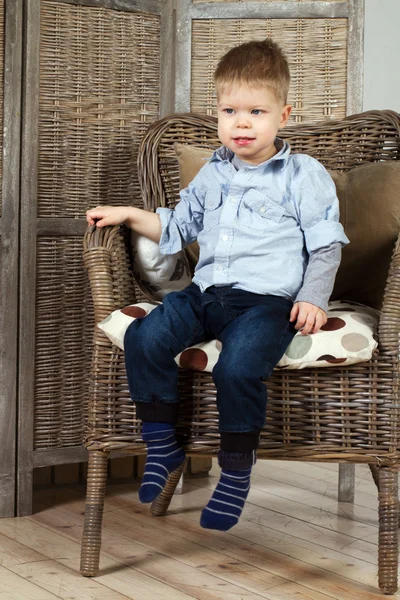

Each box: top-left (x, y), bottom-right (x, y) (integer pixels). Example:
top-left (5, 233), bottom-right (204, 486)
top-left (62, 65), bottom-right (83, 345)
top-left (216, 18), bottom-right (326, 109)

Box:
top-left (139, 422), bottom-right (186, 503)
top-left (200, 467), bottom-right (252, 531)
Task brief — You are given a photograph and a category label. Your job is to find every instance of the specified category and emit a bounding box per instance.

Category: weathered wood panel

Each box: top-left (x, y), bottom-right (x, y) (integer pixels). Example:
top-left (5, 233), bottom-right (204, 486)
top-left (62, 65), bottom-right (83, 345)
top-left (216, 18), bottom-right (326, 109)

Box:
top-left (18, 0), bottom-right (161, 516)
top-left (0, 0), bottom-right (22, 518)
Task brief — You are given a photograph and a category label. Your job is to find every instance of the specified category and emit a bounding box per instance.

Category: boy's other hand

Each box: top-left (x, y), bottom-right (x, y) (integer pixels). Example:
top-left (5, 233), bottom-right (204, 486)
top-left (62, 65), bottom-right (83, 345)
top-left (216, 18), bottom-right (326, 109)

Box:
top-left (290, 301), bottom-right (327, 335)
top-left (86, 205), bottom-right (132, 227)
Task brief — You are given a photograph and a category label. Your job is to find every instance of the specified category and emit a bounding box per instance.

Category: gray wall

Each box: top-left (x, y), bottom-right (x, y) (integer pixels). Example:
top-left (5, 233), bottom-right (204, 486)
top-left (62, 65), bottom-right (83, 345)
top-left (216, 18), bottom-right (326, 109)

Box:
top-left (363, 0), bottom-right (400, 111)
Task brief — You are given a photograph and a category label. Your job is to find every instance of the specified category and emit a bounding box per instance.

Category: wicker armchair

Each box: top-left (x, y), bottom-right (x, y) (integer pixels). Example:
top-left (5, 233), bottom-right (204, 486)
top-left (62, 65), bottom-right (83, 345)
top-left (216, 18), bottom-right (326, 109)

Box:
top-left (81, 111), bottom-right (400, 594)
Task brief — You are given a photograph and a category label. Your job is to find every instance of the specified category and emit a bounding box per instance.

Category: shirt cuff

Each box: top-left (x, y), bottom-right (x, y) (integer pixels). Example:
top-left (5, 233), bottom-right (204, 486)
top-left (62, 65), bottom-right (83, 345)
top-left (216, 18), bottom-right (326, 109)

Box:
top-left (294, 292), bottom-right (328, 314)
top-left (304, 221), bottom-right (349, 254)
top-left (156, 207), bottom-right (184, 255)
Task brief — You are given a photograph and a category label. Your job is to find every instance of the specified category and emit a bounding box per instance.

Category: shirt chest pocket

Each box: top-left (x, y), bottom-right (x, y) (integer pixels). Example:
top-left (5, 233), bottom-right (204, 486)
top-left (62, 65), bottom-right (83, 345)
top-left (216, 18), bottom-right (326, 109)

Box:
top-left (203, 189), bottom-right (223, 232)
top-left (240, 190), bottom-right (285, 230)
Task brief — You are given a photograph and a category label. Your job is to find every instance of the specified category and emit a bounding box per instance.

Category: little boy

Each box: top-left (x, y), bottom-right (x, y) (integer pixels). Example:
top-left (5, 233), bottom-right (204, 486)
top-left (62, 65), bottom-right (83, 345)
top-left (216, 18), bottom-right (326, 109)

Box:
top-left (86, 38), bottom-right (349, 532)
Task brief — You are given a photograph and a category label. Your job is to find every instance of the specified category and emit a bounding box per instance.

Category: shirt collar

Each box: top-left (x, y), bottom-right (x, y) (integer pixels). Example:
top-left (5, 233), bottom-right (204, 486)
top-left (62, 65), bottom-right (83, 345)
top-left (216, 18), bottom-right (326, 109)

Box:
top-left (211, 137), bottom-right (291, 170)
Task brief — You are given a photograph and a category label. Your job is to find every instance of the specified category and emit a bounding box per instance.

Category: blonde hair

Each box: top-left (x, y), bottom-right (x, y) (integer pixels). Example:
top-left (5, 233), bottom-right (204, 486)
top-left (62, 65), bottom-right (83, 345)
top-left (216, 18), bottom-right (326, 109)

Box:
top-left (214, 38), bottom-right (290, 104)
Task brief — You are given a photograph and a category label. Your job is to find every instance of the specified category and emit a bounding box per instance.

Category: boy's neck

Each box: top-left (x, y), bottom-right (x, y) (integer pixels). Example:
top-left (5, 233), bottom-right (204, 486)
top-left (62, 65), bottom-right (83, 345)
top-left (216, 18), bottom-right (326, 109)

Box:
top-left (232, 140), bottom-right (280, 168)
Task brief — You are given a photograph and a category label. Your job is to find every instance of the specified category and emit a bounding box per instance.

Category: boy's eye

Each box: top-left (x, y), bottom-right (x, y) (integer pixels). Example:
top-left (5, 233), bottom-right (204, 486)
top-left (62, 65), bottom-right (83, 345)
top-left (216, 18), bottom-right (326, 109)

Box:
top-left (251, 109), bottom-right (262, 115)
top-left (224, 108), bottom-right (234, 114)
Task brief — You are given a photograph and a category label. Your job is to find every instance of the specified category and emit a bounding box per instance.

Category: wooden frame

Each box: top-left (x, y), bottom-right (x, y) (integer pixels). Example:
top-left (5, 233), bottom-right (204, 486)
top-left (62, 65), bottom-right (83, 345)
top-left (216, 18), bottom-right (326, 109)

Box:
top-left (0, 0), bottom-right (23, 518)
top-left (55, 0), bottom-right (161, 11)
top-left (17, 0), bottom-right (39, 518)
top-left (174, 0), bottom-right (365, 115)
top-left (17, 0), bottom-right (164, 516)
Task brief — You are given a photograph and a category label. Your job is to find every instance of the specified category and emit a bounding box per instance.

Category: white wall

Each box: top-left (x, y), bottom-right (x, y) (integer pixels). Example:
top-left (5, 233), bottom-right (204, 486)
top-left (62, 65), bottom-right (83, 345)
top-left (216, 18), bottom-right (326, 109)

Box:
top-left (363, 0), bottom-right (400, 111)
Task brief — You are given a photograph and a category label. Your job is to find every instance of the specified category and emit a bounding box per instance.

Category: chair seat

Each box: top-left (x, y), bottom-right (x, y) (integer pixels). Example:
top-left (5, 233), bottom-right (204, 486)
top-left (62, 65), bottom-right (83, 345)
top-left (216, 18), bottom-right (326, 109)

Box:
top-left (98, 299), bottom-right (379, 371)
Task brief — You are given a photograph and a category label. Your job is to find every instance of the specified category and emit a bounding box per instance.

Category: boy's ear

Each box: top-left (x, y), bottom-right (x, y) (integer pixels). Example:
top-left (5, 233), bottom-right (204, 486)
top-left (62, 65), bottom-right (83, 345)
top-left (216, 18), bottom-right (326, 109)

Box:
top-left (280, 104), bottom-right (292, 128)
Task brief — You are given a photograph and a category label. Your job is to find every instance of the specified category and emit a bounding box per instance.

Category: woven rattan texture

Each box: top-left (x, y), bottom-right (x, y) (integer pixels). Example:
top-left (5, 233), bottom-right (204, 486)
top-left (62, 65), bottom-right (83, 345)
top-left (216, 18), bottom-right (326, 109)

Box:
top-left (34, 2), bottom-right (160, 449)
top-left (0, 0), bottom-right (4, 216)
top-left (139, 111), bottom-right (400, 211)
top-left (193, 0), bottom-right (343, 2)
top-left (83, 111), bottom-right (400, 463)
top-left (34, 237), bottom-right (93, 449)
top-left (84, 345), bottom-right (400, 461)
top-left (191, 19), bottom-right (347, 123)
top-left (39, 0), bottom-right (160, 217)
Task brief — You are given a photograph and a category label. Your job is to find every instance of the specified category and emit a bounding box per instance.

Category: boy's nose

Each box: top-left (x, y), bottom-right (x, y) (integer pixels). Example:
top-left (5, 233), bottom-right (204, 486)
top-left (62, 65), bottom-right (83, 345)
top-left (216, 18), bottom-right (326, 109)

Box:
top-left (237, 118), bottom-right (251, 128)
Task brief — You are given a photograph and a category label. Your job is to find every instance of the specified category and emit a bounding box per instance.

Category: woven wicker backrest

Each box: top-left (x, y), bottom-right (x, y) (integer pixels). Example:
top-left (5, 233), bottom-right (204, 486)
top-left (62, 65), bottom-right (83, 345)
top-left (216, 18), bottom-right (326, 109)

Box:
top-left (139, 111), bottom-right (400, 212)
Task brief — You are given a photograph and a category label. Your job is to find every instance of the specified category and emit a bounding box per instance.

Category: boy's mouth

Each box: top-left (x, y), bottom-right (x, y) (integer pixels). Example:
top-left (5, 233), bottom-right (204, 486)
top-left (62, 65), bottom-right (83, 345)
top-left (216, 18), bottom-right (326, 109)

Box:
top-left (233, 137), bottom-right (255, 146)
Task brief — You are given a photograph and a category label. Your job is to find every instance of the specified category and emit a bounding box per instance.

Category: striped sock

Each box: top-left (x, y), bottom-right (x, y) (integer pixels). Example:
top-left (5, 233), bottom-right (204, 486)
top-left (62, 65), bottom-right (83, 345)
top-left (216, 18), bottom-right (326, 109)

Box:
top-left (139, 422), bottom-right (186, 504)
top-left (200, 467), bottom-right (252, 531)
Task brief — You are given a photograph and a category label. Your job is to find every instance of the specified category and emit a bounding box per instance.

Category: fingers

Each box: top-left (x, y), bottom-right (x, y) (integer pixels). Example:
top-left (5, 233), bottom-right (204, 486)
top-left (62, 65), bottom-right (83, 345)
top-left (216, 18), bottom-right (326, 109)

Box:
top-left (296, 308), bottom-right (316, 336)
top-left (86, 214), bottom-right (97, 225)
top-left (86, 207), bottom-right (101, 225)
top-left (293, 305), bottom-right (308, 333)
top-left (311, 312), bottom-right (327, 334)
top-left (290, 303), bottom-right (299, 322)
top-left (293, 302), bottom-right (327, 336)
top-left (86, 206), bottom-right (113, 227)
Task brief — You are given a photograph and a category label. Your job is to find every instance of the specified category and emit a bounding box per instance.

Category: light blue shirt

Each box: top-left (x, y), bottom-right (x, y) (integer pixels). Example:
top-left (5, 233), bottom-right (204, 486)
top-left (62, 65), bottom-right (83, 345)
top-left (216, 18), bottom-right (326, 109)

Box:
top-left (156, 139), bottom-right (349, 304)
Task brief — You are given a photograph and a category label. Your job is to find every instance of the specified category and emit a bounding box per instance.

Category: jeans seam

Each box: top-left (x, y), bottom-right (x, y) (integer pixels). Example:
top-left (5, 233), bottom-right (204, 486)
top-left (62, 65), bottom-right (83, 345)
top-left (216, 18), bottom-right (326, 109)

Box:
top-left (133, 397), bottom-right (178, 403)
top-left (163, 320), bottom-right (202, 353)
top-left (261, 320), bottom-right (293, 380)
top-left (219, 428), bottom-right (260, 433)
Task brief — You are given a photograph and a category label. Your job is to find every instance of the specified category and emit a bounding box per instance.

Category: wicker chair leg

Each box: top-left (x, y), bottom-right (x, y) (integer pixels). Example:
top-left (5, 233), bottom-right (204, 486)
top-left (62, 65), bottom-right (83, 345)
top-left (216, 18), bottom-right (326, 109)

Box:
top-left (80, 450), bottom-right (109, 577)
top-left (338, 464), bottom-right (355, 502)
top-left (150, 458), bottom-right (188, 516)
top-left (377, 466), bottom-right (399, 595)
top-left (369, 463), bottom-right (380, 490)
top-left (370, 465), bottom-right (400, 528)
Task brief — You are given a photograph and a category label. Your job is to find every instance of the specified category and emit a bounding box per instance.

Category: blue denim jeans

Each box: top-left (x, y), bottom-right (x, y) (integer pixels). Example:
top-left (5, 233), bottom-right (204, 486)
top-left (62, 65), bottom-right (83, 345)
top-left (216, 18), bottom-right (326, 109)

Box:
top-left (124, 283), bottom-right (296, 452)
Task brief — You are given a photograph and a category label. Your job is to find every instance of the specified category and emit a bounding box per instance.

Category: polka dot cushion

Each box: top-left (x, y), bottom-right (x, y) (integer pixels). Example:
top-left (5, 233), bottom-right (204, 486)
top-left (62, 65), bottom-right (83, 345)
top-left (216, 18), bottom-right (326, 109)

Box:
top-left (278, 301), bottom-right (379, 369)
top-left (97, 300), bottom-right (379, 371)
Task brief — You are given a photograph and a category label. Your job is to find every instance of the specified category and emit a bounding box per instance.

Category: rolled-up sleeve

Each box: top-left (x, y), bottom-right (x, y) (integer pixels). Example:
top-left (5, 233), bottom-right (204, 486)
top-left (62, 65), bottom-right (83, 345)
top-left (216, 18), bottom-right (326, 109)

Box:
top-left (156, 173), bottom-right (207, 254)
top-left (295, 164), bottom-right (349, 253)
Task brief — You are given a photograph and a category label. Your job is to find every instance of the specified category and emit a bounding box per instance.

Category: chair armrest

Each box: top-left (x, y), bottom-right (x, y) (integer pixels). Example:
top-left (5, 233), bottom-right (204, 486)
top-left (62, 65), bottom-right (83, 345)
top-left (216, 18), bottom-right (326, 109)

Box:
top-left (83, 224), bottom-right (135, 323)
top-left (379, 231), bottom-right (400, 354)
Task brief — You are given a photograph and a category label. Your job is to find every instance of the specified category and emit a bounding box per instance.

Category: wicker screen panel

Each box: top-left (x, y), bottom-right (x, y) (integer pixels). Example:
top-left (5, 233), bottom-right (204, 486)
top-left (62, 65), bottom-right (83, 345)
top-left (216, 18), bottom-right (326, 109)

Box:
top-left (193, 0), bottom-right (343, 2)
top-left (0, 0), bottom-right (4, 216)
top-left (0, 0), bottom-right (3, 287)
top-left (34, 237), bottom-right (94, 450)
top-left (39, 0), bottom-right (160, 217)
top-left (191, 19), bottom-right (347, 123)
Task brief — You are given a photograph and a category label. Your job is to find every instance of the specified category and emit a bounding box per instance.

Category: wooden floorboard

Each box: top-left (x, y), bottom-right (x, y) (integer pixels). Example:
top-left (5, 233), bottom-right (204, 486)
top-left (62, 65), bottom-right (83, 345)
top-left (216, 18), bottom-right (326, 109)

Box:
top-left (0, 461), bottom-right (397, 599)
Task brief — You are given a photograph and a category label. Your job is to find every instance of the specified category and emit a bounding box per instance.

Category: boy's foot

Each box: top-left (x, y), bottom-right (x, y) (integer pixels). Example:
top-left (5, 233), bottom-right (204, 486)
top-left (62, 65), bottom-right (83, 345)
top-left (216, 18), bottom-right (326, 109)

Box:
top-left (200, 467), bottom-right (251, 531)
top-left (139, 422), bottom-right (186, 503)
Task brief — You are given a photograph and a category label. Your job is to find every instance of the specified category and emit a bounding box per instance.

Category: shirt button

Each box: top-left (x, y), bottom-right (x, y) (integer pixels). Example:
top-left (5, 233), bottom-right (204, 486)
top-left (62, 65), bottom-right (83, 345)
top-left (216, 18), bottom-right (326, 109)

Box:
top-left (222, 235), bottom-right (228, 241)
top-left (259, 206), bottom-right (266, 213)
top-left (217, 265), bottom-right (224, 271)
top-left (230, 197), bottom-right (236, 203)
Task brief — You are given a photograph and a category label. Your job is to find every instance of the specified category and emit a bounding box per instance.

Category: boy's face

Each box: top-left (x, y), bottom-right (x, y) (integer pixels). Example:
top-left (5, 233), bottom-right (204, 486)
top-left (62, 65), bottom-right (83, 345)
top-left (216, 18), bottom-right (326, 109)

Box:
top-left (217, 84), bottom-right (291, 165)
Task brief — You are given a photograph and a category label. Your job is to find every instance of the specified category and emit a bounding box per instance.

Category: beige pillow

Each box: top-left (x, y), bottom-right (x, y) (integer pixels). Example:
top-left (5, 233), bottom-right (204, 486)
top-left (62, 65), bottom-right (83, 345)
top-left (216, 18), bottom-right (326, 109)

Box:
top-left (174, 142), bottom-right (214, 189)
top-left (330, 162), bottom-right (400, 309)
top-left (175, 143), bottom-right (400, 309)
